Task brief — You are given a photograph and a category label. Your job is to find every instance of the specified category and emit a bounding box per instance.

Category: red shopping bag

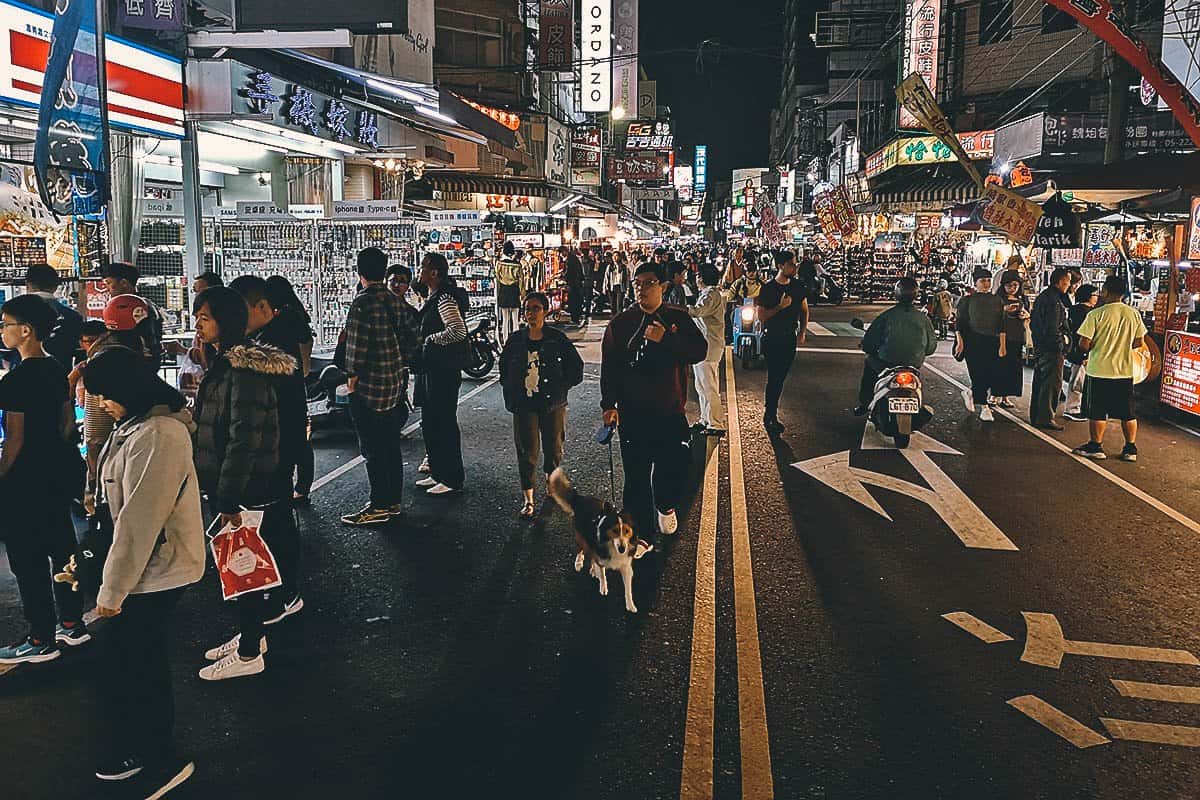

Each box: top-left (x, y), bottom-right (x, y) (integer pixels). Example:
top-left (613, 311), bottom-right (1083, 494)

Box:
top-left (208, 510), bottom-right (283, 601)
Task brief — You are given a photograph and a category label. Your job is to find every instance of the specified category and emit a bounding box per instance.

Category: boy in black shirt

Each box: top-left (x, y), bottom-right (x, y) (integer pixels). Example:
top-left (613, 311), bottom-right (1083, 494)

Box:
top-left (0, 295), bottom-right (85, 664)
top-left (755, 250), bottom-right (810, 433)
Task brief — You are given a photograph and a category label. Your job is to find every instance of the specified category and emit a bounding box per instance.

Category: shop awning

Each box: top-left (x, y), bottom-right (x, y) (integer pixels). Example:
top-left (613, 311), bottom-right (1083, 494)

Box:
top-left (428, 175), bottom-right (552, 198)
top-left (872, 174), bottom-right (980, 208)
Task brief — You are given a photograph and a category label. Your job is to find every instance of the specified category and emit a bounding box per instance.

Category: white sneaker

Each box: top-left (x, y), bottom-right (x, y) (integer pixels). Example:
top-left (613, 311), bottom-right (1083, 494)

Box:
top-left (199, 652), bottom-right (265, 681)
top-left (657, 509), bottom-right (679, 535)
top-left (204, 634), bottom-right (267, 661)
top-left (415, 476), bottom-right (437, 488)
top-left (427, 483), bottom-right (458, 496)
top-left (263, 595), bottom-right (304, 626)
top-left (961, 389), bottom-right (976, 413)
top-left (979, 406), bottom-right (995, 423)
top-left (418, 456), bottom-right (431, 474)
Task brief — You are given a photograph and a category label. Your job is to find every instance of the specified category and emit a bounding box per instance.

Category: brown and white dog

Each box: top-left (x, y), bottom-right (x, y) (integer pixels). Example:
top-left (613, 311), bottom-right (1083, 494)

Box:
top-left (548, 468), bottom-right (639, 613)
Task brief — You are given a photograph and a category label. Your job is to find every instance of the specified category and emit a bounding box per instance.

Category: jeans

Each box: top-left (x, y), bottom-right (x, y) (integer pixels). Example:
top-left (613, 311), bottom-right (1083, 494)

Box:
top-left (1031, 349), bottom-right (1065, 426)
top-left (763, 335), bottom-right (797, 422)
top-left (422, 369), bottom-right (465, 490)
top-left (350, 393), bottom-right (407, 508)
top-left (618, 413), bottom-right (690, 544)
top-left (963, 333), bottom-right (1001, 405)
top-left (1064, 361), bottom-right (1085, 413)
top-left (98, 588), bottom-right (184, 763)
top-left (513, 405), bottom-right (567, 490)
top-left (693, 359), bottom-right (724, 428)
top-left (5, 499), bottom-right (82, 643)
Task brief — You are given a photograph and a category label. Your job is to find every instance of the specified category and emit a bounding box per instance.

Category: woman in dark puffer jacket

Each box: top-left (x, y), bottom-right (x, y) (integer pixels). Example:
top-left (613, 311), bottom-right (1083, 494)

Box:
top-left (190, 287), bottom-right (297, 682)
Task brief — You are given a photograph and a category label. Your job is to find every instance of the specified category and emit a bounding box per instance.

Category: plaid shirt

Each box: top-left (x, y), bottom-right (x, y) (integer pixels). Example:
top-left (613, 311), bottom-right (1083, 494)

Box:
top-left (344, 284), bottom-right (422, 412)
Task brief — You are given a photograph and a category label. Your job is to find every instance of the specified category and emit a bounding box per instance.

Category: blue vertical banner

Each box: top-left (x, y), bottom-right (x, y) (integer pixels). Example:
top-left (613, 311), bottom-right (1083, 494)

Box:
top-left (34, 0), bottom-right (109, 216)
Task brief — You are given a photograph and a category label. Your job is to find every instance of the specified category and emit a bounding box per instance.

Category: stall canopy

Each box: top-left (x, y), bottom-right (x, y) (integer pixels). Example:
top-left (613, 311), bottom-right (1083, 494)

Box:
top-left (1022, 152), bottom-right (1200, 208)
top-left (861, 165), bottom-right (980, 212)
top-left (428, 175), bottom-right (552, 198)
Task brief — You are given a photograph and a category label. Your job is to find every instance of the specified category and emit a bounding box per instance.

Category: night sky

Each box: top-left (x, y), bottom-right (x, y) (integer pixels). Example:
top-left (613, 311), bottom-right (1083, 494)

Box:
top-left (638, 0), bottom-right (801, 184)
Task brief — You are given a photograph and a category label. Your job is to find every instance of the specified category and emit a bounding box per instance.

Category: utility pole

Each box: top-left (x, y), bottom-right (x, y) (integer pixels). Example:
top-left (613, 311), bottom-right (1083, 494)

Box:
top-left (1103, 0), bottom-right (1130, 165)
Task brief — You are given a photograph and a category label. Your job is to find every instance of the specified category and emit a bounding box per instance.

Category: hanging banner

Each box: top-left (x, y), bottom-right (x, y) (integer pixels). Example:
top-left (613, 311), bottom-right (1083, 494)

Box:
top-left (545, 117), bottom-right (569, 185)
top-left (812, 186), bottom-right (856, 237)
top-left (612, 0), bottom-right (638, 117)
top-left (760, 204), bottom-right (785, 246)
top-left (1189, 196), bottom-right (1200, 261)
top-left (580, 0), bottom-right (612, 112)
top-left (900, 0), bottom-right (941, 129)
top-left (1031, 192), bottom-right (1081, 248)
top-left (694, 144), bottom-right (708, 195)
top-left (980, 184), bottom-right (1043, 245)
top-left (34, 0), bottom-right (107, 216)
top-left (1083, 223), bottom-right (1123, 266)
top-left (539, 0), bottom-right (573, 73)
top-left (895, 72), bottom-right (984, 189)
top-left (1043, 0), bottom-right (1200, 148)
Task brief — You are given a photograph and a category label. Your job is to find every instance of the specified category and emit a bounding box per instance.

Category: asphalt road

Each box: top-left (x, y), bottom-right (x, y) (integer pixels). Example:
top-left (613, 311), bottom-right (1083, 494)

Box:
top-left (2, 304), bottom-right (1199, 799)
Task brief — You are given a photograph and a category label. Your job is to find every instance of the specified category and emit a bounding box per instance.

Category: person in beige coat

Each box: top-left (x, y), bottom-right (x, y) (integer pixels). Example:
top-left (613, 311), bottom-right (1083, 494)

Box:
top-left (688, 264), bottom-right (727, 436)
top-left (83, 346), bottom-right (203, 796)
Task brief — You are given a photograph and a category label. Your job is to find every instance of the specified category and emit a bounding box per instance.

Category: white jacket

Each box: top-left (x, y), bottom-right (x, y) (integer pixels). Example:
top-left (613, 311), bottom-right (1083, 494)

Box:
top-left (688, 286), bottom-right (727, 363)
top-left (97, 405), bottom-right (206, 609)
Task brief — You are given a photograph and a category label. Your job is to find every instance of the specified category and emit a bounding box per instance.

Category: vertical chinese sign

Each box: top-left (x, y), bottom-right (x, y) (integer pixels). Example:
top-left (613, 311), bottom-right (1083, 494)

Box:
top-left (539, 0), bottom-right (573, 73)
top-left (900, 0), bottom-right (941, 129)
top-left (612, 0), bottom-right (638, 117)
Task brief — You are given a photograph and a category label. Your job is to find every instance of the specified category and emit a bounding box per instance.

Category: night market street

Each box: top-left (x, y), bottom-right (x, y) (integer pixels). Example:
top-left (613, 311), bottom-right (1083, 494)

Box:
top-left (4, 309), bottom-right (1200, 799)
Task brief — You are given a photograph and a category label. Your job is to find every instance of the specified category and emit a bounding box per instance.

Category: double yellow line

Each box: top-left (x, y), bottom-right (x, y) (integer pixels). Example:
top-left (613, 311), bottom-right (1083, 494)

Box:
top-left (680, 348), bottom-right (774, 800)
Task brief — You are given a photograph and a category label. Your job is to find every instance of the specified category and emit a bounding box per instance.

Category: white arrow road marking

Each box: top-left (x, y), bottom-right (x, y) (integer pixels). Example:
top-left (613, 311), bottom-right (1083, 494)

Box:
top-left (792, 434), bottom-right (1018, 550)
top-left (860, 421), bottom-right (959, 452)
top-left (941, 612), bottom-right (1014, 644)
top-left (1007, 696), bottom-right (1111, 748)
top-left (1111, 680), bottom-right (1200, 704)
top-left (1020, 612), bottom-right (1200, 669)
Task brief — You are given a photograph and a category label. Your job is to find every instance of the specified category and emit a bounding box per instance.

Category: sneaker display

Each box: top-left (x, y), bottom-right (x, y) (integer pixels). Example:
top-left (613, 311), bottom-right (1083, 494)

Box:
top-left (0, 635), bottom-right (60, 665)
top-left (199, 652), bottom-right (265, 681)
top-left (1072, 441), bottom-right (1107, 460)
top-left (55, 622), bottom-right (91, 647)
top-left (341, 505), bottom-right (391, 526)
top-left (961, 389), bottom-right (976, 413)
top-left (1120, 444), bottom-right (1138, 462)
top-left (657, 509), bottom-right (679, 535)
top-left (263, 596), bottom-right (304, 627)
top-left (95, 756), bottom-right (143, 782)
top-left (415, 476), bottom-right (437, 488)
top-left (141, 757), bottom-right (195, 800)
top-left (979, 406), bottom-right (995, 423)
top-left (204, 634), bottom-right (267, 661)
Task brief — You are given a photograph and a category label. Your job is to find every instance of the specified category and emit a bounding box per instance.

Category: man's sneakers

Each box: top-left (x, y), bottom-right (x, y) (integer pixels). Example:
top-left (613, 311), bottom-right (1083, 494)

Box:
top-left (427, 483), bottom-right (459, 496)
top-left (657, 509), bottom-right (679, 535)
top-left (415, 476), bottom-right (437, 488)
top-left (0, 635), bottom-right (60, 664)
top-left (263, 595), bottom-right (304, 626)
top-left (979, 406), bottom-right (995, 423)
top-left (95, 756), bottom-right (143, 782)
top-left (961, 389), bottom-right (976, 413)
top-left (55, 621), bottom-right (91, 647)
top-left (1035, 421), bottom-right (1065, 431)
top-left (1121, 443), bottom-right (1138, 462)
top-left (341, 505), bottom-right (391, 526)
top-left (1072, 441), bottom-right (1106, 460)
top-left (199, 652), bottom-right (265, 681)
top-left (1063, 412), bottom-right (1088, 422)
top-left (204, 633), bottom-right (267, 662)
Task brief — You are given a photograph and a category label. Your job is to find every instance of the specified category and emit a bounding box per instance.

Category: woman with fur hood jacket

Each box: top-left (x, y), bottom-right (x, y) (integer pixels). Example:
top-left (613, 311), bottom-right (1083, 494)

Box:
top-left (190, 287), bottom-right (297, 682)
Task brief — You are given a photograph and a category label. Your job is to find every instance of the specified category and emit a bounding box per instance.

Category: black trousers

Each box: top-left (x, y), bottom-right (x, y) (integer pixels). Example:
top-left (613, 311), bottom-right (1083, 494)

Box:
top-left (1030, 349), bottom-right (1065, 426)
top-left (350, 393), bottom-right (407, 508)
top-left (294, 424), bottom-right (315, 496)
top-left (567, 286), bottom-right (582, 323)
top-left (962, 333), bottom-right (1001, 405)
top-left (422, 369), bottom-right (465, 490)
top-left (98, 587), bottom-right (184, 763)
top-left (5, 498), bottom-right (83, 643)
top-left (618, 413), bottom-right (690, 544)
top-left (763, 335), bottom-right (797, 423)
top-left (858, 354), bottom-right (887, 406)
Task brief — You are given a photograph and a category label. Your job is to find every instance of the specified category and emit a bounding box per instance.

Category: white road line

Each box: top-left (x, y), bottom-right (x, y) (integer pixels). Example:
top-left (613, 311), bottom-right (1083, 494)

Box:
top-left (1163, 418), bottom-right (1200, 439)
top-left (1100, 718), bottom-right (1200, 747)
top-left (1111, 679), bottom-right (1200, 704)
top-left (679, 436), bottom-right (721, 800)
top-left (1007, 695), bottom-right (1111, 748)
top-left (794, 347), bottom-right (862, 354)
top-left (922, 361), bottom-right (1200, 539)
top-left (725, 350), bottom-right (775, 800)
top-left (309, 377), bottom-right (499, 495)
top-left (941, 612), bottom-right (1014, 644)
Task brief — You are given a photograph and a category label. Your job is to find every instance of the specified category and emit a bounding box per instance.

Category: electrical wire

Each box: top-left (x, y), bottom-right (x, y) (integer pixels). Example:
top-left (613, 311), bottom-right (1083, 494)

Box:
top-left (992, 40), bottom-right (1104, 127)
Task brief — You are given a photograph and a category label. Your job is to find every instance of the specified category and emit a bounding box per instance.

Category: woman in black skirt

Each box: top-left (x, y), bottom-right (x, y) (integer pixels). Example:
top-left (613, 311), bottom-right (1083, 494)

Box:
top-left (993, 269), bottom-right (1029, 407)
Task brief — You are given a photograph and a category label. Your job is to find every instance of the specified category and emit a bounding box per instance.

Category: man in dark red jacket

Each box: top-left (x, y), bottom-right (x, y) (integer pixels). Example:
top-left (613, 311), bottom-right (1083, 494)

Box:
top-left (601, 262), bottom-right (707, 544)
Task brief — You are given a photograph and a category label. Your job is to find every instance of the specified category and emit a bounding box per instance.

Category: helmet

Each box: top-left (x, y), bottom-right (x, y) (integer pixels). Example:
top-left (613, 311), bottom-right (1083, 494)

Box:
top-left (103, 293), bottom-right (151, 331)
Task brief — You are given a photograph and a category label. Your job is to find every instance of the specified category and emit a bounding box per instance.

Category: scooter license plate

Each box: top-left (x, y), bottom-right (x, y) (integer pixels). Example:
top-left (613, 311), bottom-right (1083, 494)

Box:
top-left (887, 397), bottom-right (920, 415)
top-left (306, 400), bottom-right (328, 417)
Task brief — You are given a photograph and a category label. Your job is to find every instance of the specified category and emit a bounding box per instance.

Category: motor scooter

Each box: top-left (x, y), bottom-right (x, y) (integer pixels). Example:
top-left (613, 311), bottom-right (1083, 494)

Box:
top-left (732, 298), bottom-right (766, 369)
top-left (851, 318), bottom-right (933, 448)
top-left (463, 314), bottom-right (501, 379)
top-left (305, 347), bottom-right (352, 428)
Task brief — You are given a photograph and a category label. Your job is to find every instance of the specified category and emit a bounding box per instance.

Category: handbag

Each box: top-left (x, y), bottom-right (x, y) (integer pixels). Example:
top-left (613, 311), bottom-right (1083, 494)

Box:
top-left (208, 508), bottom-right (283, 601)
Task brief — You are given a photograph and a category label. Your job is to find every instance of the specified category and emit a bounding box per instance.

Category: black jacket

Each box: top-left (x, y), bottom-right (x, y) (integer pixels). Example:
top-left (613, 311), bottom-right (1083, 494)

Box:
top-left (1030, 288), bottom-right (1070, 354)
top-left (192, 342), bottom-right (295, 513)
top-left (600, 303), bottom-right (707, 416)
top-left (499, 326), bottom-right (584, 413)
top-left (1066, 302), bottom-right (1093, 364)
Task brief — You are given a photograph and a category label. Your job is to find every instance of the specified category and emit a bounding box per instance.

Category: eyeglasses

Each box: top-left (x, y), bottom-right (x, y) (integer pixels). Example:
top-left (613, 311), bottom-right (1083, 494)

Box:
top-left (633, 279), bottom-right (661, 290)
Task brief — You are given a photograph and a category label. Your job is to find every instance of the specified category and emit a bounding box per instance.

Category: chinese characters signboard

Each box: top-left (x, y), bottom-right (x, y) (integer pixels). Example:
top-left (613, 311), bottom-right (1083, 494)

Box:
top-left (1160, 330), bottom-right (1200, 416)
top-left (980, 184), bottom-right (1044, 245)
top-left (865, 130), bottom-right (994, 178)
top-left (625, 121), bottom-right (674, 150)
top-left (1042, 112), bottom-right (1192, 152)
top-left (1083, 223), bottom-right (1123, 266)
top-left (235, 67), bottom-right (377, 149)
top-left (570, 125), bottom-right (601, 187)
top-left (694, 145), bottom-right (708, 195)
top-left (539, 0), bottom-right (572, 73)
top-left (900, 0), bottom-right (941, 129)
top-left (812, 185), bottom-right (856, 236)
top-left (118, 0), bottom-right (183, 31)
top-left (612, 0), bottom-right (638, 116)
top-left (607, 155), bottom-right (666, 181)
top-left (545, 117), bottom-right (569, 185)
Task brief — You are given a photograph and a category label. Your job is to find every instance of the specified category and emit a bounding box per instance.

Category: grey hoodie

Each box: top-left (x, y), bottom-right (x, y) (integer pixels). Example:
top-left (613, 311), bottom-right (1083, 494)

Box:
top-left (96, 404), bottom-right (206, 609)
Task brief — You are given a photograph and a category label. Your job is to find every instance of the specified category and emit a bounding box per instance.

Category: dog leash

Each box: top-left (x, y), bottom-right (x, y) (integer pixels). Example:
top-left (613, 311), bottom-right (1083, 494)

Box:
top-left (606, 438), bottom-right (617, 507)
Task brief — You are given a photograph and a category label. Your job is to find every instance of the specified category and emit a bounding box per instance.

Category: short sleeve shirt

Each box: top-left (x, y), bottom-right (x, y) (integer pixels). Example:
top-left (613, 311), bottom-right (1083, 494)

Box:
top-left (1077, 302), bottom-right (1147, 379)
top-left (756, 279), bottom-right (808, 339)
top-left (0, 356), bottom-right (68, 479)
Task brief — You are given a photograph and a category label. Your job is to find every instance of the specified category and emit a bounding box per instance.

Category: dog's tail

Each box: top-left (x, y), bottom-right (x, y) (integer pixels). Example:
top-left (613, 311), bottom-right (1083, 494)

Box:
top-left (547, 468), bottom-right (576, 515)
